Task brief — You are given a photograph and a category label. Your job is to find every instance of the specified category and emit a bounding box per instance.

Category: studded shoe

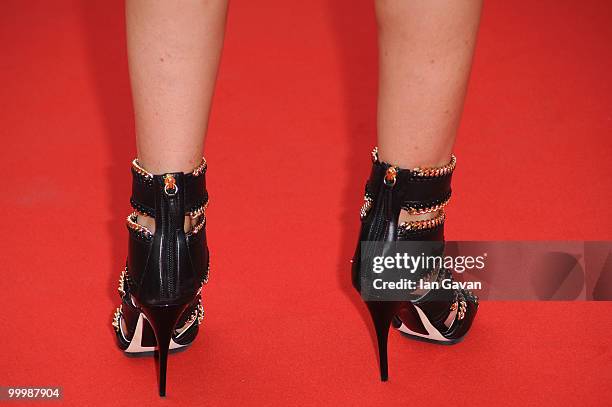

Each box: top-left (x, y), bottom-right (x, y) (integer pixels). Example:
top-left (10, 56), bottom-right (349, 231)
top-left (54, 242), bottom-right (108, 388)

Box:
top-left (352, 147), bottom-right (478, 381)
top-left (111, 158), bottom-right (210, 396)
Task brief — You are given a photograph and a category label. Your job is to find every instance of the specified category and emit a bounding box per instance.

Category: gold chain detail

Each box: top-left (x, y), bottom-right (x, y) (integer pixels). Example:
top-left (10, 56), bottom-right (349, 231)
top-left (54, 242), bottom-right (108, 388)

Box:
top-left (127, 212), bottom-right (153, 237)
top-left (412, 155), bottom-right (456, 178)
top-left (131, 159), bottom-right (153, 179)
top-left (189, 201), bottom-right (209, 218)
top-left (189, 215), bottom-right (207, 236)
top-left (457, 299), bottom-right (467, 320)
top-left (406, 195), bottom-right (451, 215)
top-left (399, 210), bottom-right (446, 232)
top-left (118, 266), bottom-right (127, 297)
top-left (191, 158), bottom-right (207, 176)
top-left (369, 147), bottom-right (456, 178)
top-left (359, 195), bottom-right (373, 219)
top-left (197, 297), bottom-right (205, 324)
top-left (112, 306), bottom-right (122, 332)
top-left (183, 296), bottom-right (205, 327)
top-left (128, 211), bottom-right (206, 236)
top-left (131, 157), bottom-right (207, 178)
top-left (203, 263), bottom-right (210, 285)
top-left (184, 310), bottom-right (197, 327)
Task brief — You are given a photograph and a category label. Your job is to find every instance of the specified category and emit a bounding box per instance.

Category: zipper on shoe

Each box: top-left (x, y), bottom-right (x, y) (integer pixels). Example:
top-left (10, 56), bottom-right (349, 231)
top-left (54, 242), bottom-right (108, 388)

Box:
top-left (369, 166), bottom-right (397, 242)
top-left (164, 175), bottom-right (179, 298)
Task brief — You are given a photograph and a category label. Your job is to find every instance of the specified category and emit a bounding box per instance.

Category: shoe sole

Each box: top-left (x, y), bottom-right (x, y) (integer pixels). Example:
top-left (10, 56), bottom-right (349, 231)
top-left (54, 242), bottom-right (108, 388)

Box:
top-left (118, 313), bottom-right (196, 354)
top-left (393, 304), bottom-right (463, 345)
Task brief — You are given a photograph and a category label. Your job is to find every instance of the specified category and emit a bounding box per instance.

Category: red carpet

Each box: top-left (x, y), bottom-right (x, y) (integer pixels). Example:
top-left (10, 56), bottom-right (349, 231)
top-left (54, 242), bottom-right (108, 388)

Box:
top-left (1, 0), bottom-right (611, 405)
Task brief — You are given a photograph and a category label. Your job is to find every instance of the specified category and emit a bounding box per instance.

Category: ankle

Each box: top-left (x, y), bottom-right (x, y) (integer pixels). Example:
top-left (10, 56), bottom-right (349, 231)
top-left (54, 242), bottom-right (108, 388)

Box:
top-left (376, 148), bottom-right (454, 171)
top-left (135, 156), bottom-right (205, 175)
top-left (398, 210), bottom-right (437, 225)
top-left (135, 214), bottom-right (196, 234)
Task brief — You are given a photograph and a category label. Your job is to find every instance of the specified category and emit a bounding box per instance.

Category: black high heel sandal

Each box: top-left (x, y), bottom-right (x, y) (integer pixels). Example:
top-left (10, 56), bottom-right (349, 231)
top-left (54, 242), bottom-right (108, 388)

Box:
top-left (112, 158), bottom-right (209, 396)
top-left (352, 147), bottom-right (478, 381)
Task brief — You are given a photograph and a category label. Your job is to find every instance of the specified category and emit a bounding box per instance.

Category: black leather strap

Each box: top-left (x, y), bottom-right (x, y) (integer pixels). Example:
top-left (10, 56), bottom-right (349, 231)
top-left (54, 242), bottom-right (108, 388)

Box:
top-left (130, 168), bottom-right (208, 218)
top-left (368, 161), bottom-right (453, 213)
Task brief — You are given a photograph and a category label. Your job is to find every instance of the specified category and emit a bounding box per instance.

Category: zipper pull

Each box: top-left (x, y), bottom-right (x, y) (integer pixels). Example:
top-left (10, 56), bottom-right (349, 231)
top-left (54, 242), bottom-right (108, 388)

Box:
top-left (384, 166), bottom-right (397, 187)
top-left (164, 174), bottom-right (178, 196)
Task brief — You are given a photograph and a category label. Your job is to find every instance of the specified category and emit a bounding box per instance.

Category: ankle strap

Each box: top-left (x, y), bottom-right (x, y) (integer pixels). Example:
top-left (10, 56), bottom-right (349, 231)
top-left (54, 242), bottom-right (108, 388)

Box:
top-left (367, 147), bottom-right (455, 216)
top-left (130, 158), bottom-right (209, 218)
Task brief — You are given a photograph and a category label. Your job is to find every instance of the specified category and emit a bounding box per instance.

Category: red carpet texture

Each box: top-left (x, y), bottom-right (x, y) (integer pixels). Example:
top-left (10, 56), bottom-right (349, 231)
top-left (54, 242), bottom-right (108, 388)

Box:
top-left (1, 0), bottom-right (611, 405)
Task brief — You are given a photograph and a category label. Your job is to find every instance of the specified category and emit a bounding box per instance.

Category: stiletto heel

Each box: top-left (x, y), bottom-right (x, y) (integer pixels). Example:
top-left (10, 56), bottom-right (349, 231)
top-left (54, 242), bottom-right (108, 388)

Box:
top-left (366, 301), bottom-right (399, 381)
top-left (111, 158), bottom-right (210, 396)
top-left (352, 147), bottom-right (478, 380)
top-left (140, 303), bottom-right (190, 396)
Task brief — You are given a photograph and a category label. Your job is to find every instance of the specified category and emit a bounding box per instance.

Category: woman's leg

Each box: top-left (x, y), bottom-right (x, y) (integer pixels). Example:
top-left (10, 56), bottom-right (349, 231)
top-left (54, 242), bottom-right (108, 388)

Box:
top-left (373, 0), bottom-right (482, 332)
top-left (126, 0), bottom-right (228, 174)
top-left (375, 0), bottom-right (482, 170)
top-left (126, 0), bottom-right (228, 230)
